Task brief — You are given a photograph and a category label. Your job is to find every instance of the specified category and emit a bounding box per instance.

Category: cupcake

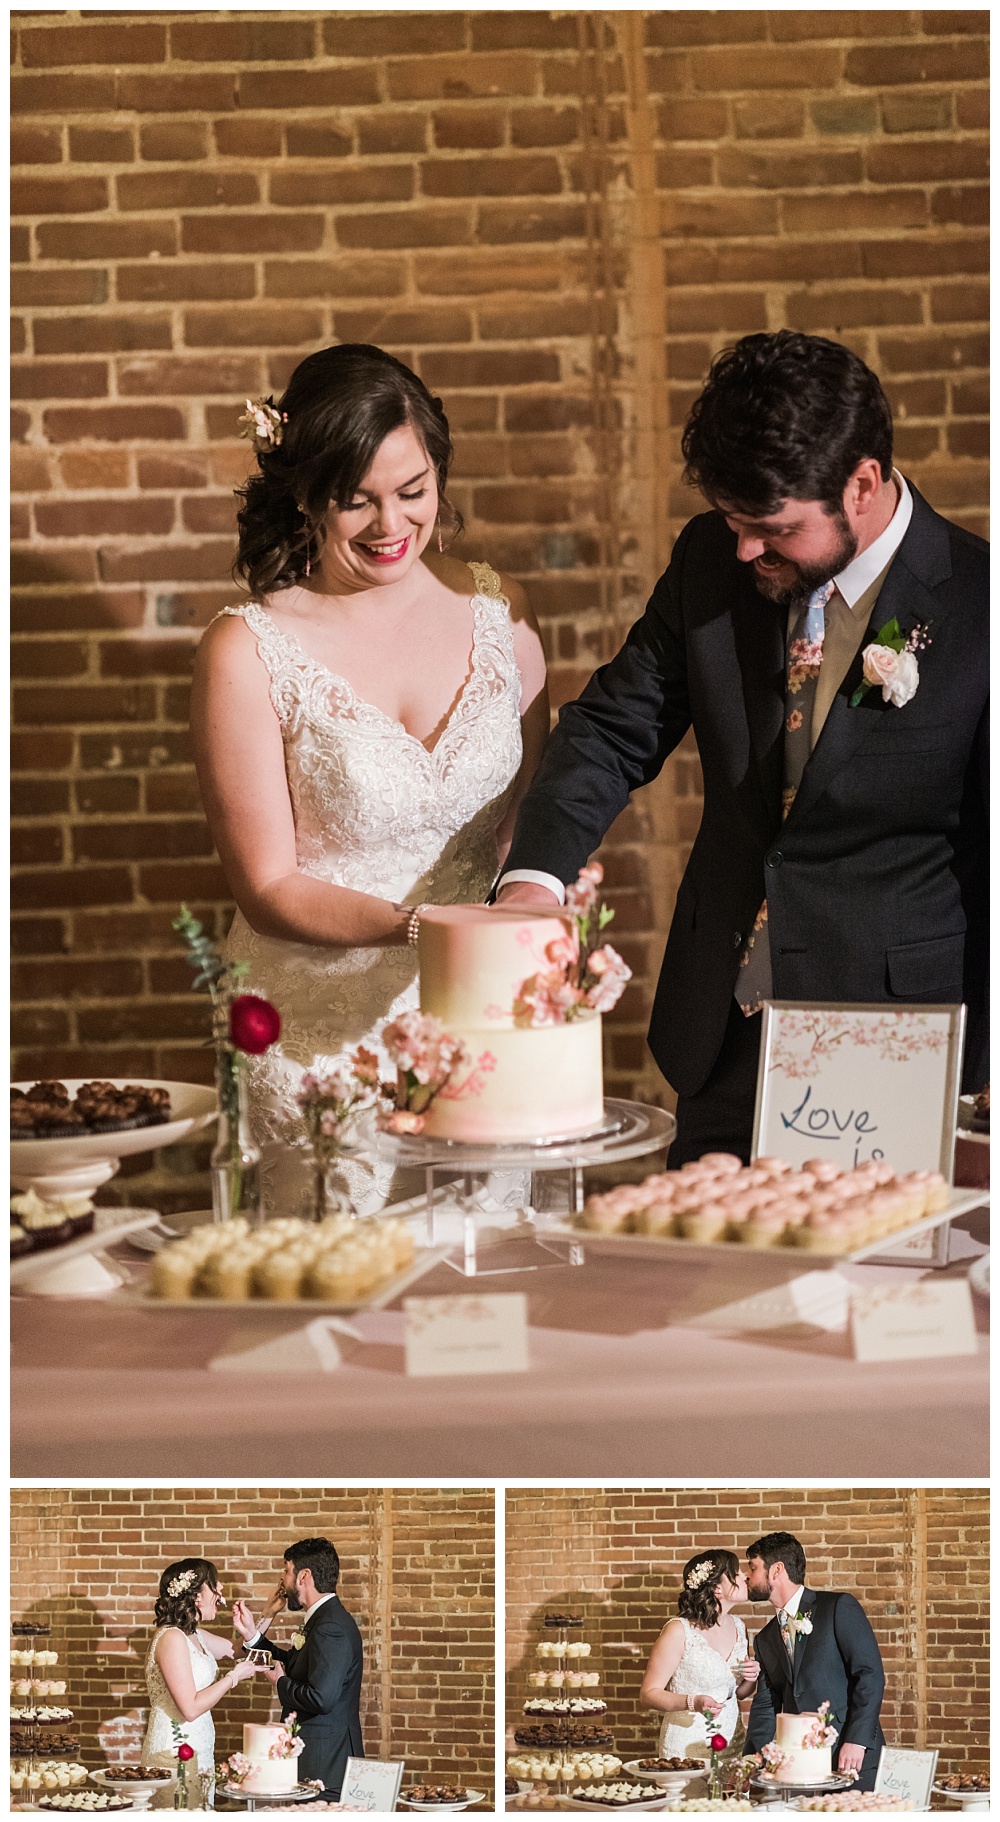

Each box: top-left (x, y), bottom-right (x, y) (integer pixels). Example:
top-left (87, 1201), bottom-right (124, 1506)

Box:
top-left (675, 1196), bottom-right (729, 1244)
top-left (743, 1206), bottom-right (790, 1249)
top-left (197, 1244), bottom-right (258, 1302)
top-left (11, 1222), bottom-right (32, 1259)
top-left (697, 1152), bottom-right (743, 1175)
top-left (632, 1197), bottom-right (678, 1237)
top-left (803, 1158), bottom-right (841, 1185)
top-left (148, 1244), bottom-right (201, 1300)
top-left (755, 1155), bottom-right (793, 1177)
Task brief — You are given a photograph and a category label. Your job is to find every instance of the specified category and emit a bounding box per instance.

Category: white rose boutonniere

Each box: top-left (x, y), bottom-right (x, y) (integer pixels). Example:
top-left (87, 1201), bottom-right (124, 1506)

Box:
top-left (785, 1613), bottom-right (813, 1640)
top-left (291, 1630), bottom-right (307, 1651)
top-left (851, 617), bottom-right (931, 709)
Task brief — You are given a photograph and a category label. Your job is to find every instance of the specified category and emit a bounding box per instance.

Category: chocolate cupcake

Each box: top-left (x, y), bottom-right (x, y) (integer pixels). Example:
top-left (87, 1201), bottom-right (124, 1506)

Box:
top-left (16, 1208), bottom-right (74, 1251)
top-left (11, 1222), bottom-right (33, 1259)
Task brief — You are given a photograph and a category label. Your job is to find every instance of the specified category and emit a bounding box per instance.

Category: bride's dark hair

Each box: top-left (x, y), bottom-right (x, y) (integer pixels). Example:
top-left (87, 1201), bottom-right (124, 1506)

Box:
top-left (233, 343), bottom-right (463, 599)
top-left (677, 1550), bottom-right (740, 1629)
top-left (154, 1558), bottom-right (219, 1636)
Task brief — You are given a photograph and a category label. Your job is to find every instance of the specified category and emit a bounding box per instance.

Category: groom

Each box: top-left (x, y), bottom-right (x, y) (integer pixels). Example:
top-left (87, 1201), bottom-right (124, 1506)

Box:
top-left (497, 330), bottom-right (989, 1162)
top-left (234, 1536), bottom-right (364, 1798)
top-left (744, 1529), bottom-right (885, 1791)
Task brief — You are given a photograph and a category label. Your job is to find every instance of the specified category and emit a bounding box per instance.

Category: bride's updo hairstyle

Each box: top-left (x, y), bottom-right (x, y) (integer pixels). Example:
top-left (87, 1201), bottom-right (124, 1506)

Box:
top-left (677, 1550), bottom-right (740, 1630)
top-left (234, 343), bottom-right (462, 598)
top-left (154, 1558), bottom-right (220, 1635)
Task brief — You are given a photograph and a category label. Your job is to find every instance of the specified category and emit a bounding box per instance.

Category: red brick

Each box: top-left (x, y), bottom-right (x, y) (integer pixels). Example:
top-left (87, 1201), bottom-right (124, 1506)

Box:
top-left (11, 447), bottom-right (53, 492)
top-left (33, 316), bottom-right (173, 355)
top-left (15, 682), bottom-right (157, 727)
top-left (42, 405), bottom-right (186, 443)
top-left (237, 68), bottom-right (380, 108)
top-left (11, 915), bottom-right (69, 954)
top-left (116, 72), bottom-right (238, 113)
top-left (12, 637), bottom-right (89, 678)
top-left (951, 376), bottom-right (989, 415)
top-left (415, 249), bottom-right (562, 293)
top-left (263, 256), bottom-right (407, 300)
top-left (58, 451), bottom-right (132, 490)
top-left (11, 731), bottom-right (75, 769)
top-left (117, 355), bottom-right (259, 395)
top-left (12, 866), bottom-right (133, 911)
top-left (11, 175), bottom-right (108, 214)
top-left (11, 825), bottom-right (65, 865)
top-left (35, 499), bottom-right (175, 540)
top-left (692, 45), bottom-right (842, 89)
top-left (947, 421), bottom-right (988, 459)
top-left (323, 13), bottom-right (466, 56)
top-left (78, 730), bottom-right (192, 769)
top-left (424, 154), bottom-right (562, 197)
top-left (12, 957), bottom-right (145, 1001)
top-left (285, 121), bottom-right (354, 159)
top-left (36, 219), bottom-right (178, 259)
top-left (72, 819), bottom-right (213, 863)
top-left (11, 547), bottom-right (101, 587)
top-left (116, 262), bottom-right (257, 303)
top-left (137, 454), bottom-right (209, 490)
top-left (74, 775), bottom-right (142, 815)
top-left (138, 860), bottom-right (230, 902)
top-left (783, 189), bottom-right (928, 233)
top-left (931, 185), bottom-right (989, 227)
top-left (387, 53), bottom-right (539, 101)
top-left (846, 40), bottom-right (987, 84)
top-left (860, 235), bottom-right (988, 279)
top-left (68, 127), bottom-right (135, 163)
top-left (12, 124), bottom-right (64, 164)
top-left (718, 148), bottom-right (862, 188)
top-left (181, 212), bottom-right (325, 255)
top-left (646, 10), bottom-right (768, 45)
top-left (12, 73), bottom-right (117, 115)
top-left (171, 19), bottom-right (317, 61)
top-left (879, 330), bottom-right (988, 373)
top-left (432, 107), bottom-right (505, 150)
top-left (97, 542), bottom-right (233, 586)
top-left (184, 306), bottom-right (323, 348)
top-left (138, 122), bottom-right (209, 162)
top-left (118, 170), bottom-right (260, 210)
top-left (145, 773), bottom-right (205, 814)
top-left (787, 287), bottom-right (924, 330)
top-left (11, 1006), bottom-right (72, 1045)
top-left (956, 89), bottom-right (989, 129)
top-left (99, 638), bottom-right (195, 679)
top-left (931, 282), bottom-right (990, 323)
top-left (336, 206), bottom-right (473, 249)
top-left (661, 193), bottom-right (780, 237)
top-left (11, 361), bottom-right (109, 400)
top-left (477, 200), bottom-right (587, 242)
top-left (880, 89), bottom-right (954, 133)
top-left (12, 778), bottom-right (72, 817)
top-left (212, 116), bottom-right (284, 159)
top-left (12, 268), bottom-right (109, 306)
top-left (358, 111), bottom-right (428, 156)
top-left (269, 166), bottom-right (414, 205)
top-left (334, 306), bottom-right (473, 344)
top-left (867, 139), bottom-right (988, 184)
top-left (19, 22), bottom-right (167, 66)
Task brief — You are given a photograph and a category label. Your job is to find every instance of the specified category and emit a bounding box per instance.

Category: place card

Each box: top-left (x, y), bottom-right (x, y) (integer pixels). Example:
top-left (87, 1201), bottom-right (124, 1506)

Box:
top-left (850, 1278), bottom-right (978, 1362)
top-left (403, 1291), bottom-right (529, 1377)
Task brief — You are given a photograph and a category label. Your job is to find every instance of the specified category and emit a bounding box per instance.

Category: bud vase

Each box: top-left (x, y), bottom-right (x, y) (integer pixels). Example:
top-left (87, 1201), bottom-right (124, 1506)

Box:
top-left (311, 1152), bottom-right (354, 1223)
top-left (211, 1051), bottom-right (263, 1226)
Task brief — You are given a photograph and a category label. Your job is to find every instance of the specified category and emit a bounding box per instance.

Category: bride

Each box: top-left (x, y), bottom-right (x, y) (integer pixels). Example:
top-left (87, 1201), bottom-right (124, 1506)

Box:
top-left (640, 1550), bottom-right (760, 1761)
top-left (191, 341), bottom-right (549, 1212)
top-left (142, 1559), bottom-right (257, 1799)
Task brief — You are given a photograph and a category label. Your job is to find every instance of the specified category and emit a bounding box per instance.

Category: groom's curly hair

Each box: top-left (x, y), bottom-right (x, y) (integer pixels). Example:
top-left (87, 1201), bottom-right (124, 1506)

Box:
top-left (676, 1550), bottom-right (740, 1629)
top-left (681, 329), bottom-right (894, 516)
top-left (285, 1537), bottom-right (340, 1594)
top-left (747, 1532), bottom-right (807, 1585)
top-left (154, 1558), bottom-right (220, 1635)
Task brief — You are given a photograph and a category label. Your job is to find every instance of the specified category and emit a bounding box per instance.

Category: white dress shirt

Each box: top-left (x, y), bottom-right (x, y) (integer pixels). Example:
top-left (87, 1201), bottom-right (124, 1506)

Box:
top-left (499, 472), bottom-right (913, 903)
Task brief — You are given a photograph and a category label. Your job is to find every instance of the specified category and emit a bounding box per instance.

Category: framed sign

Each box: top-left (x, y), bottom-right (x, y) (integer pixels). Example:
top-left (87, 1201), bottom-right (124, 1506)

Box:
top-left (752, 1001), bottom-right (965, 1177)
top-left (874, 1745), bottom-right (938, 1809)
top-left (340, 1757), bottom-right (405, 1812)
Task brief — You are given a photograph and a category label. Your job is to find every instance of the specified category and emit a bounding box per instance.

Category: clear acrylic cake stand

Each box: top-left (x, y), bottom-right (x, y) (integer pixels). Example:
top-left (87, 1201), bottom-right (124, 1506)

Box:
top-left (356, 1098), bottom-right (676, 1277)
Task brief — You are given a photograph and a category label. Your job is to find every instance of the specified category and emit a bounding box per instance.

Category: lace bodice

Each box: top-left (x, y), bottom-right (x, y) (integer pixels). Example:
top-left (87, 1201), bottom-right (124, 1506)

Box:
top-left (656, 1616), bottom-right (747, 1758)
top-left (142, 1626), bottom-right (218, 1773)
top-left (214, 563), bottom-right (525, 1212)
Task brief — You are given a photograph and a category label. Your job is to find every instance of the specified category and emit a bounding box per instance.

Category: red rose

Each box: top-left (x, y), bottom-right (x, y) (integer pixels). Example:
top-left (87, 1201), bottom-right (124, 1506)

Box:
top-left (709, 1734), bottom-right (727, 1753)
top-left (229, 993), bottom-right (281, 1054)
top-left (177, 1743), bottom-right (195, 1762)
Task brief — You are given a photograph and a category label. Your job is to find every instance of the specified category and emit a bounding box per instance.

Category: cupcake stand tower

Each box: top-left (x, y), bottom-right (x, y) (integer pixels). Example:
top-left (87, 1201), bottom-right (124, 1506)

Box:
top-left (509, 1612), bottom-right (621, 1805)
top-left (9, 1623), bottom-right (83, 1808)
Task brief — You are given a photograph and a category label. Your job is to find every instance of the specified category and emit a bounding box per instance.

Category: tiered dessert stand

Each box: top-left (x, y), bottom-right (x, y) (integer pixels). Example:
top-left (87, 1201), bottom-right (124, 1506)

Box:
top-left (932, 1780), bottom-right (991, 1814)
top-left (361, 1099), bottom-right (676, 1276)
top-left (9, 1621), bottom-right (82, 1809)
top-left (509, 1610), bottom-right (630, 1807)
top-left (750, 1769), bottom-right (858, 1808)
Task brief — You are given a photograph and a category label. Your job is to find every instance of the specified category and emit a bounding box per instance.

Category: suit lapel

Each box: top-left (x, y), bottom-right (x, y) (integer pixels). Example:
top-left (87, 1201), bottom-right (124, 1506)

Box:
top-left (789, 1588), bottom-right (817, 1688)
top-left (732, 569), bottom-right (786, 833)
top-left (781, 485), bottom-right (953, 832)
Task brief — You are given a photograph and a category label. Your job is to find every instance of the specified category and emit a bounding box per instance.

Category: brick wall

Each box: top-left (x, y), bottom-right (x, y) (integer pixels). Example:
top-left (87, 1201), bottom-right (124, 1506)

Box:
top-left (10, 1485), bottom-right (494, 1789)
top-left (505, 1487), bottom-right (989, 1788)
top-left (11, 11), bottom-right (989, 1204)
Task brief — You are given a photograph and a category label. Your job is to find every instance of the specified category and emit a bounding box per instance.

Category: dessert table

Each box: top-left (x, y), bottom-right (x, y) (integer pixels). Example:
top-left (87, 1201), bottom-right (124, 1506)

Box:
top-left (10, 1197), bottom-right (988, 1476)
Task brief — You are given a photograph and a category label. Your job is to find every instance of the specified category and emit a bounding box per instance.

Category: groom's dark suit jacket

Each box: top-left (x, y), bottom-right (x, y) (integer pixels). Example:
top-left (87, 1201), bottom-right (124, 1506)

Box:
top-left (504, 483), bottom-right (989, 1097)
top-left (745, 1588), bottom-right (886, 1792)
top-left (254, 1595), bottom-right (363, 1797)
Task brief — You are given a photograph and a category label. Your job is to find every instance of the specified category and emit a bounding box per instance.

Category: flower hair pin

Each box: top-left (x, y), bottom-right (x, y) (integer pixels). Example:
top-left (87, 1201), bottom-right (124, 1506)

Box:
top-left (238, 396), bottom-right (287, 452)
top-left (167, 1569), bottom-right (198, 1598)
top-left (685, 1560), bottom-right (715, 1591)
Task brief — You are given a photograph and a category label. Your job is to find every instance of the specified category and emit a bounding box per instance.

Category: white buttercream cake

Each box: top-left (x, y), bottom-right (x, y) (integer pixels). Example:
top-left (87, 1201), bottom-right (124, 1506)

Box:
top-left (769, 1712), bottom-right (833, 1784)
top-left (417, 906), bottom-right (605, 1142)
top-left (239, 1724), bottom-right (299, 1794)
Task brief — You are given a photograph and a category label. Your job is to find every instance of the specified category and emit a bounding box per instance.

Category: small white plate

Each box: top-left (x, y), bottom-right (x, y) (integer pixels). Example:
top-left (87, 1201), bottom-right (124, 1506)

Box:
top-left (399, 1793), bottom-right (486, 1812)
top-left (968, 1253), bottom-right (990, 1299)
top-left (89, 1769), bottom-right (172, 1797)
top-left (623, 1761), bottom-right (706, 1788)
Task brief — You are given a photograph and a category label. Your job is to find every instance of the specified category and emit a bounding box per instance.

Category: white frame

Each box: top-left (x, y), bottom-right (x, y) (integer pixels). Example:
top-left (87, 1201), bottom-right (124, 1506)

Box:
top-left (874, 1744), bottom-right (939, 1809)
top-left (752, 1000), bottom-right (966, 1177)
top-left (339, 1756), bottom-right (405, 1812)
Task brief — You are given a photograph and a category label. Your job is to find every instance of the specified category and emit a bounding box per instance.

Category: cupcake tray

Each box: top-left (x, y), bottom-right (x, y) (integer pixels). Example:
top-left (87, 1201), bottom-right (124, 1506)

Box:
top-left (111, 1232), bottom-right (450, 1313)
top-left (542, 1186), bottom-right (988, 1271)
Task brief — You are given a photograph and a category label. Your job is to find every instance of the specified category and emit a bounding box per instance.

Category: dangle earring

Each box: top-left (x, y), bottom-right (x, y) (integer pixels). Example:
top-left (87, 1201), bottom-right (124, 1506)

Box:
top-left (437, 519), bottom-right (444, 554)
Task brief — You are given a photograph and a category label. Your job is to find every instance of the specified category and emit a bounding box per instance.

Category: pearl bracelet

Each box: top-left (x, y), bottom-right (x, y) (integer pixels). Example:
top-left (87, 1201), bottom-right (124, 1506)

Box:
top-left (405, 904), bottom-right (429, 947)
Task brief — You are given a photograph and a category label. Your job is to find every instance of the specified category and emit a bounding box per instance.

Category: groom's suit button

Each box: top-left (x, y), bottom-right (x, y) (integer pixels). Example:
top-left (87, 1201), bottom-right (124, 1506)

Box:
top-left (732, 931), bottom-right (743, 948)
top-left (765, 850), bottom-right (783, 868)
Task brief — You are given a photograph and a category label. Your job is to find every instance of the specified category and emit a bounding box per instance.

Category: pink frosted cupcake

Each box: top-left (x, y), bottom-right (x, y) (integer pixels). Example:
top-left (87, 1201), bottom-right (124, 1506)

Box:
top-left (744, 1206), bottom-right (791, 1248)
top-left (755, 1154), bottom-right (794, 1177)
top-left (803, 1158), bottom-right (841, 1184)
top-left (632, 1194), bottom-right (679, 1237)
top-left (676, 1196), bottom-right (729, 1243)
top-left (870, 1159), bottom-right (896, 1186)
top-left (905, 1168), bottom-right (949, 1213)
top-left (698, 1152), bottom-right (744, 1175)
top-left (719, 1191), bottom-right (760, 1242)
top-left (781, 1171), bottom-right (817, 1199)
top-left (798, 1208), bottom-right (853, 1253)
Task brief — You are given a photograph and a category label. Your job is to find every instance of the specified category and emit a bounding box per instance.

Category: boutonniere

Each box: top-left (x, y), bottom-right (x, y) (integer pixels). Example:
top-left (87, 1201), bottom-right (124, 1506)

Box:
top-left (291, 1630), bottom-right (307, 1651)
top-left (850, 617), bottom-right (931, 709)
top-left (785, 1612), bottom-right (813, 1640)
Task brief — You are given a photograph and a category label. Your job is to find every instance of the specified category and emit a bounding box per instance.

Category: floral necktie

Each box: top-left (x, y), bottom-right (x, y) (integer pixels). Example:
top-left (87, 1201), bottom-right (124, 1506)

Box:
top-left (736, 581), bottom-right (837, 1016)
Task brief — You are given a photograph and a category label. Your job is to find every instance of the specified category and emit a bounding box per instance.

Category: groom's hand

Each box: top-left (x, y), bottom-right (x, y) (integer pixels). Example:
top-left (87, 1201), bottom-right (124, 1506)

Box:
top-left (838, 1743), bottom-right (865, 1776)
top-left (494, 881), bottom-right (561, 910)
top-left (260, 1584), bottom-right (287, 1621)
top-left (260, 1661), bottom-right (283, 1687)
top-left (232, 1600), bottom-right (257, 1642)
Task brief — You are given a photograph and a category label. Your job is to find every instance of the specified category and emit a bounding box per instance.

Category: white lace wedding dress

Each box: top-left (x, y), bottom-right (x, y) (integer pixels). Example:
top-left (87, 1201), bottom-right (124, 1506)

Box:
top-left (142, 1626), bottom-right (218, 1786)
top-left (657, 1615), bottom-right (748, 1759)
top-left (217, 562), bottom-right (524, 1214)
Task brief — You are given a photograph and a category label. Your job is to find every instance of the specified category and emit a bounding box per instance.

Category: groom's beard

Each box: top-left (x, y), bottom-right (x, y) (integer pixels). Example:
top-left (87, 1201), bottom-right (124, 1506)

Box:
top-left (753, 512), bottom-right (857, 610)
top-left (286, 1590), bottom-right (305, 1611)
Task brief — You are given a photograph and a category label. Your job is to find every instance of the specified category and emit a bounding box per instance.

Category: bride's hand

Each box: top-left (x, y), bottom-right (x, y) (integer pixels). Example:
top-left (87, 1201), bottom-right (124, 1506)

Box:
top-left (229, 1659), bottom-right (258, 1685)
top-left (232, 1600), bottom-right (257, 1641)
top-left (694, 1695), bottom-right (724, 1717)
top-left (739, 1660), bottom-right (761, 1686)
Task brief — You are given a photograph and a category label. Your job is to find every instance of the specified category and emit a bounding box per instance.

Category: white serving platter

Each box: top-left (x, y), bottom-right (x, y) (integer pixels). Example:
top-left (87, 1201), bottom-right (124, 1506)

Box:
top-left (399, 1793), bottom-right (487, 1812)
top-left (113, 1238), bottom-right (448, 1313)
top-left (544, 1187), bottom-right (988, 1269)
top-left (10, 1211), bottom-right (164, 1292)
